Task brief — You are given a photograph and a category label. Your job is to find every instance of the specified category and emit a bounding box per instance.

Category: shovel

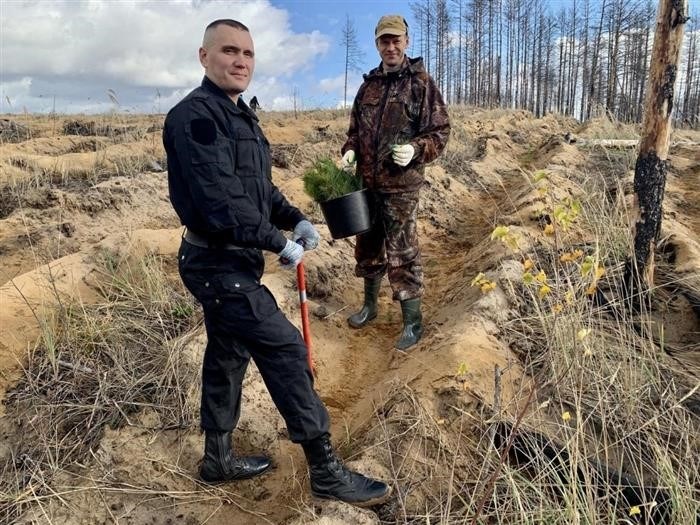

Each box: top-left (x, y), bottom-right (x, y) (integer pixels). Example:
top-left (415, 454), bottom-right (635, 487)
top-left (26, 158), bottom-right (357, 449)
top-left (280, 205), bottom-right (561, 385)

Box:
top-left (296, 258), bottom-right (316, 376)
top-left (281, 239), bottom-right (316, 376)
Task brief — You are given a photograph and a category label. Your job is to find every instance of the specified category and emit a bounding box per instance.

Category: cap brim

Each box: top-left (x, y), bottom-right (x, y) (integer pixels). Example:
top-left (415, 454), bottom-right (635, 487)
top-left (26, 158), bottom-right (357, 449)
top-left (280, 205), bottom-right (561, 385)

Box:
top-left (376, 30), bottom-right (405, 37)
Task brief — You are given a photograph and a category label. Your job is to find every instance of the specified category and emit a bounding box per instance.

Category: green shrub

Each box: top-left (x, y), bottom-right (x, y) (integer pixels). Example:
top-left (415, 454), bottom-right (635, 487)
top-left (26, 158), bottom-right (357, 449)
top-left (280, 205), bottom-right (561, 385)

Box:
top-left (302, 157), bottom-right (361, 203)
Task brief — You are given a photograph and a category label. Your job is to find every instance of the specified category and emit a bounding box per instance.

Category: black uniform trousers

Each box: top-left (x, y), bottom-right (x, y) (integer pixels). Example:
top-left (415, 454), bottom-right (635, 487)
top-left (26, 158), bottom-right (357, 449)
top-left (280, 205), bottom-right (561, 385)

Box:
top-left (178, 240), bottom-right (330, 443)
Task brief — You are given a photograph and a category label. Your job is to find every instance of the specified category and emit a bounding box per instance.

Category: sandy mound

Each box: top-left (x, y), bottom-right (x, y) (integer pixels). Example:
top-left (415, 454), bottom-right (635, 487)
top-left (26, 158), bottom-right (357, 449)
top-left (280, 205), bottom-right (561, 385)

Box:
top-left (1, 110), bottom-right (698, 524)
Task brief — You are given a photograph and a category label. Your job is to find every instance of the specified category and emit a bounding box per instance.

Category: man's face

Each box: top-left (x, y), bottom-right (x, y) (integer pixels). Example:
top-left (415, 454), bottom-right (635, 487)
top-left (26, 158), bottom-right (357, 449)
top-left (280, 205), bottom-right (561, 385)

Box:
top-left (376, 34), bottom-right (408, 69)
top-left (199, 25), bottom-right (255, 100)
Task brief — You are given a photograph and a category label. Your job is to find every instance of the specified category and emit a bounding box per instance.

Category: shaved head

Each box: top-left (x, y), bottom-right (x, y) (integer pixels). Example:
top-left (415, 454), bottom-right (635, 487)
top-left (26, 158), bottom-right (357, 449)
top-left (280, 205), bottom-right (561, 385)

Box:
top-left (199, 20), bottom-right (255, 103)
top-left (202, 19), bottom-right (249, 49)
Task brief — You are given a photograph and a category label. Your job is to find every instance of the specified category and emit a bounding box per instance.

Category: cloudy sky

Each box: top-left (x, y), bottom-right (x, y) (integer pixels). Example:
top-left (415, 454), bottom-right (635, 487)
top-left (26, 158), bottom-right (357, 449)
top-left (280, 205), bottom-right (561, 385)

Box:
top-left (0, 0), bottom-right (412, 114)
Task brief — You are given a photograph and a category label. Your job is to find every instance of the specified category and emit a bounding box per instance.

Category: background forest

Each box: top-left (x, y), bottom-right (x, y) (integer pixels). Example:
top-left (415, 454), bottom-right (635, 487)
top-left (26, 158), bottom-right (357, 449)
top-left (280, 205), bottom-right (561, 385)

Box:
top-left (405, 0), bottom-right (698, 126)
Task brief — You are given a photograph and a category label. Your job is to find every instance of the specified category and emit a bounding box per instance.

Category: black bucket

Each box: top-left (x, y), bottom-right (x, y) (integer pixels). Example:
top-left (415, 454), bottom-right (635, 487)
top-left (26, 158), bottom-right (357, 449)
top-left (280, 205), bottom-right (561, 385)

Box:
top-left (320, 189), bottom-right (372, 239)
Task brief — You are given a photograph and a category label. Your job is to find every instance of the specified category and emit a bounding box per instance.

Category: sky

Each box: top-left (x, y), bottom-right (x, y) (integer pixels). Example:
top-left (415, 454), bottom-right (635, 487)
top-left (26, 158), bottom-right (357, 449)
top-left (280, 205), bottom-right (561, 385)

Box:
top-left (1, 0), bottom-right (698, 115)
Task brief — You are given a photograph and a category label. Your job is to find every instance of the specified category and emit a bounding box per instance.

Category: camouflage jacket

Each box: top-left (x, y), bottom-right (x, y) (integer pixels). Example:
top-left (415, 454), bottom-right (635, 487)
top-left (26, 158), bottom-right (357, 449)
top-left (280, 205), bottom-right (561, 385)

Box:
top-left (342, 57), bottom-right (450, 193)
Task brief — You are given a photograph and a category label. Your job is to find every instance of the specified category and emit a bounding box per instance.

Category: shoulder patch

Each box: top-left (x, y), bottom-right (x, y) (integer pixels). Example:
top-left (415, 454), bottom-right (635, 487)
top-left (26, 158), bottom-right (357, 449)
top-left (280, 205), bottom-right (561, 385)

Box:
top-left (191, 118), bottom-right (217, 145)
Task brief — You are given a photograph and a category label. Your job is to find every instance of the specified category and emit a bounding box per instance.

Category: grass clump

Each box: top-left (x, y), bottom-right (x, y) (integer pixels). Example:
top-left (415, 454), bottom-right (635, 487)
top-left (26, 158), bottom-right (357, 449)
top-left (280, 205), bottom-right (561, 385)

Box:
top-left (302, 157), bottom-right (361, 203)
top-left (352, 166), bottom-right (699, 525)
top-left (0, 250), bottom-right (200, 523)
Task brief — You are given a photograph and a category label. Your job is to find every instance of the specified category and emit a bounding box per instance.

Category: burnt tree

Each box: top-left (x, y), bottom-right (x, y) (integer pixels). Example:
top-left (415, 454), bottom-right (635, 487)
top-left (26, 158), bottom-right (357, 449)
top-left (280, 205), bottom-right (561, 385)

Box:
top-left (625, 0), bottom-right (689, 299)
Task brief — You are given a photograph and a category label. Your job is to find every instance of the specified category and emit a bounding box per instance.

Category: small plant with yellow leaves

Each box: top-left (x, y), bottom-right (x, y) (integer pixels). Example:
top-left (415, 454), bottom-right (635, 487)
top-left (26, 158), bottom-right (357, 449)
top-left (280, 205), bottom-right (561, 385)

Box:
top-left (560, 249), bottom-right (584, 263)
top-left (532, 170), bottom-right (549, 183)
top-left (455, 362), bottom-right (469, 390)
top-left (471, 272), bottom-right (497, 294)
top-left (521, 264), bottom-right (553, 301)
top-left (552, 197), bottom-right (582, 230)
top-left (455, 362), bottom-right (469, 378)
top-left (580, 255), bottom-right (606, 295)
top-left (490, 225), bottom-right (520, 251)
top-left (532, 170), bottom-right (550, 196)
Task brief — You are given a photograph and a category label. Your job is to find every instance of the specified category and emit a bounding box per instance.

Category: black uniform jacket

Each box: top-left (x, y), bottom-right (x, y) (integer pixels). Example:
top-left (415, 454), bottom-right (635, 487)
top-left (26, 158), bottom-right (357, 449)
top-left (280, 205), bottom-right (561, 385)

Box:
top-left (163, 77), bottom-right (304, 260)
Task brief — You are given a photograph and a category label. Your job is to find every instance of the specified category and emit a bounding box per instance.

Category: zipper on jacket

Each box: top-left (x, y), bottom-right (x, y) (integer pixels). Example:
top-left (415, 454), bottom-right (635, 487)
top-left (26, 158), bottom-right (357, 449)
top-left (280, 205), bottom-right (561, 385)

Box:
top-left (373, 75), bottom-right (394, 185)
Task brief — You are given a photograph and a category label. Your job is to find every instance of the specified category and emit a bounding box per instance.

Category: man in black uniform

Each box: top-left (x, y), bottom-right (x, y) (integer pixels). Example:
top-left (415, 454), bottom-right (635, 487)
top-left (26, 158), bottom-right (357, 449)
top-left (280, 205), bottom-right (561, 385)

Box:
top-left (163, 19), bottom-right (390, 507)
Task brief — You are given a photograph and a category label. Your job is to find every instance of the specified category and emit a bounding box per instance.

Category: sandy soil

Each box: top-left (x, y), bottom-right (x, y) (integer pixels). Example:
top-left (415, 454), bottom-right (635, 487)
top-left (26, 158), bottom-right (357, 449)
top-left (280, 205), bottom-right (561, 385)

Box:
top-left (1, 109), bottom-right (698, 524)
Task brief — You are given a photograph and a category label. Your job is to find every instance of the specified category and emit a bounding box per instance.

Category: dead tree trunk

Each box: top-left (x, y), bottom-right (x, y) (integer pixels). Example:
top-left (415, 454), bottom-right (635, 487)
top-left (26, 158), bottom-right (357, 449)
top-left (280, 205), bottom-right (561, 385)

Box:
top-left (625, 0), bottom-right (689, 300)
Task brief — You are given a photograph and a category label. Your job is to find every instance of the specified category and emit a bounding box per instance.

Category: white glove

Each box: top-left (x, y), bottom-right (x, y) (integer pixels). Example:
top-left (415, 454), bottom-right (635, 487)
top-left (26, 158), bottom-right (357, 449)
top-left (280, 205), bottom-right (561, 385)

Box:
top-left (278, 239), bottom-right (304, 269)
top-left (340, 150), bottom-right (356, 169)
top-left (391, 144), bottom-right (415, 167)
top-left (292, 219), bottom-right (320, 250)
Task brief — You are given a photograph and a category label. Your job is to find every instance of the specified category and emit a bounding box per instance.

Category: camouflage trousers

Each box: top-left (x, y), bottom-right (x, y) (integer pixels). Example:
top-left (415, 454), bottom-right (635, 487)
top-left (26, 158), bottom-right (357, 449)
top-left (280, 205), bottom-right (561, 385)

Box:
top-left (355, 190), bottom-right (423, 301)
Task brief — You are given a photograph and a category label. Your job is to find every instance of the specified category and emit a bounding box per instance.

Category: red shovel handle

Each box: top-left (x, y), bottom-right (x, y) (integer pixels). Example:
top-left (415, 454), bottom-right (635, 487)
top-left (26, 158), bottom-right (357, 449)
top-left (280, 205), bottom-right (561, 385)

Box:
top-left (294, 241), bottom-right (316, 376)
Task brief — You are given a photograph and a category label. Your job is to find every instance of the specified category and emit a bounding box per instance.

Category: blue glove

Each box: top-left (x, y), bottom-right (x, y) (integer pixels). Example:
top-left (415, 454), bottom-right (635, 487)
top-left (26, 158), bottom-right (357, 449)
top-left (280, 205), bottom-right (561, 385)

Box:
top-left (278, 239), bottom-right (304, 270)
top-left (292, 220), bottom-right (320, 250)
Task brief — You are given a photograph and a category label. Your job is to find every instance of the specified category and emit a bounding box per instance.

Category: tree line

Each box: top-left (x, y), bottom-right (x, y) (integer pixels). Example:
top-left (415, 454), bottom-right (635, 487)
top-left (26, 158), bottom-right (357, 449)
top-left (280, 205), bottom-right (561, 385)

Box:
top-left (407, 0), bottom-right (699, 127)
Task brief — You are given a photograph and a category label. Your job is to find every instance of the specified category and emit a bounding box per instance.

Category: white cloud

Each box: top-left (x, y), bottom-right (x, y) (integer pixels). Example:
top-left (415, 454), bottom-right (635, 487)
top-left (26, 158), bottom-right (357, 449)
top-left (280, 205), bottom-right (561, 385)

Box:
top-left (0, 0), bottom-right (331, 113)
top-left (319, 75), bottom-right (347, 92)
top-left (318, 73), bottom-right (363, 99)
top-left (245, 76), bottom-right (299, 111)
top-left (154, 88), bottom-right (191, 113)
top-left (1, 77), bottom-right (32, 99)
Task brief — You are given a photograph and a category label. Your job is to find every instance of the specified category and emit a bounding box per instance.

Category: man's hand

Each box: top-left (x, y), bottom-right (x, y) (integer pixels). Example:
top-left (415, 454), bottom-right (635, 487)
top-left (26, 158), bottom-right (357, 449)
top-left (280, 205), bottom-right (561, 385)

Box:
top-left (391, 144), bottom-right (415, 167)
top-left (292, 220), bottom-right (320, 250)
top-left (340, 150), bottom-right (356, 169)
top-left (278, 239), bottom-right (304, 270)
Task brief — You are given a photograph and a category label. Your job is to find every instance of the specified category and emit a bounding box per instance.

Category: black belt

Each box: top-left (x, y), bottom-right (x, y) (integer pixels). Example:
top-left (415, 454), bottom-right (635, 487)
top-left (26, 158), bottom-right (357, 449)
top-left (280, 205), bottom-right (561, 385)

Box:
top-left (182, 228), bottom-right (243, 250)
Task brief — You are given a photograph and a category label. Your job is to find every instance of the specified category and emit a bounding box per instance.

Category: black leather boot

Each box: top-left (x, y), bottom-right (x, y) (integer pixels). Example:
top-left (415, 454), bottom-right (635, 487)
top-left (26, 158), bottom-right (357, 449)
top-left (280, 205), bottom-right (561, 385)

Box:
top-left (395, 298), bottom-right (424, 351)
top-left (302, 435), bottom-right (392, 507)
top-left (347, 277), bottom-right (381, 329)
top-left (199, 430), bottom-right (271, 483)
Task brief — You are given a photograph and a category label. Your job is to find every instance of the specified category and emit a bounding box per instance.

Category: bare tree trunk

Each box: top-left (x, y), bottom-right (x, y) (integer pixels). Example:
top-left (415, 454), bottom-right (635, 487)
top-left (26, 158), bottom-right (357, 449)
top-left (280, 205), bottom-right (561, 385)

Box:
top-left (514, 0), bottom-right (522, 107)
top-left (567, 0), bottom-right (577, 115)
top-left (521, 14), bottom-right (529, 108)
top-left (636, 14), bottom-right (652, 121)
top-left (496, 0), bottom-right (503, 106)
top-left (579, 0), bottom-right (590, 120)
top-left (453, 0), bottom-right (464, 103)
top-left (557, 35), bottom-right (565, 112)
top-left (528, 6), bottom-right (538, 112)
top-left (543, 17), bottom-right (553, 114)
top-left (606, 0), bottom-right (622, 116)
top-left (587, 0), bottom-right (606, 119)
top-left (625, 0), bottom-right (689, 298)
top-left (681, 23), bottom-right (697, 124)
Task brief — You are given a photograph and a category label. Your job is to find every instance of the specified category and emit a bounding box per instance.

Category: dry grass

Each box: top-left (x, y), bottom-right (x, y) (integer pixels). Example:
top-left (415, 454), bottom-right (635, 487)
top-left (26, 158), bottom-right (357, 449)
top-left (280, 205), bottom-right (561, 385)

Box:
top-left (1, 113), bottom-right (165, 170)
top-left (1, 109), bottom-right (697, 523)
top-left (576, 112), bottom-right (641, 141)
top-left (0, 249), bottom-right (200, 523)
top-left (439, 123), bottom-right (485, 182)
top-left (0, 113), bottom-right (166, 222)
top-left (347, 166), bottom-right (699, 524)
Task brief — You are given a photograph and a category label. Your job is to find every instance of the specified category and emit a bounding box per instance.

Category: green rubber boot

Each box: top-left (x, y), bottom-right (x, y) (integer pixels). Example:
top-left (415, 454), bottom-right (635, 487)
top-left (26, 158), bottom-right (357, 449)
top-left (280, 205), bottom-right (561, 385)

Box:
top-left (347, 277), bottom-right (381, 329)
top-left (395, 298), bottom-right (424, 351)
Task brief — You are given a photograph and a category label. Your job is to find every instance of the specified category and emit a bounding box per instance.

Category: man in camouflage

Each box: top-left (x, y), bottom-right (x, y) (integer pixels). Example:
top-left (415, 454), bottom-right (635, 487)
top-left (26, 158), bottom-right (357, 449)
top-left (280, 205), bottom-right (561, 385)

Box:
top-left (341, 14), bottom-right (450, 351)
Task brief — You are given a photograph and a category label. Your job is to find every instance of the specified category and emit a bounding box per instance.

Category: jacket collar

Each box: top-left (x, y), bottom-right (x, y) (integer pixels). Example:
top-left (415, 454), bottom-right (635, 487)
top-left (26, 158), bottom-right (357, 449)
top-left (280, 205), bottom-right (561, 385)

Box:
top-left (364, 56), bottom-right (424, 80)
top-left (201, 76), bottom-right (259, 122)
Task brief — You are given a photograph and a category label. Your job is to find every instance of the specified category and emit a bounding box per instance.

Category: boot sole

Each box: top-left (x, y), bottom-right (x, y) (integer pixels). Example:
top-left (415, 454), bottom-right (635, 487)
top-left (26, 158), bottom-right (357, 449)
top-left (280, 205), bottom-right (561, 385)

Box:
top-left (312, 484), bottom-right (393, 507)
top-left (199, 463), bottom-right (271, 483)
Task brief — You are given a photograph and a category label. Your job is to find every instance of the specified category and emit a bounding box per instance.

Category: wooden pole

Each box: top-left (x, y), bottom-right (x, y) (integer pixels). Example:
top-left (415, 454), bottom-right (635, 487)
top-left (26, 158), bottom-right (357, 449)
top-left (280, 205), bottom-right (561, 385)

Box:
top-left (625, 0), bottom-right (689, 299)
